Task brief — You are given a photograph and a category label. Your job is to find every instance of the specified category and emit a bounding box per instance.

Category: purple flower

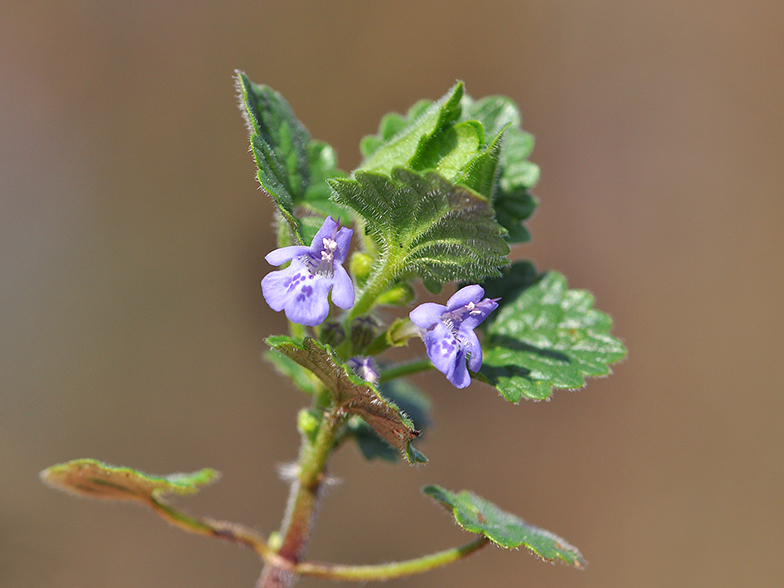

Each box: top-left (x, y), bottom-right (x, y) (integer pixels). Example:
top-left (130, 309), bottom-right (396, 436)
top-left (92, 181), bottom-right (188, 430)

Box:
top-left (261, 216), bottom-right (354, 326)
top-left (409, 285), bottom-right (499, 388)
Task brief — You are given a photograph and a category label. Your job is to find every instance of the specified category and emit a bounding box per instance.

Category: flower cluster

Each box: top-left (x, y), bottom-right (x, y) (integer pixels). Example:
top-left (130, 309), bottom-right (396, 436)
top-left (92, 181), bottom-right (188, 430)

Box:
top-left (262, 217), bottom-right (497, 389)
top-left (409, 285), bottom-right (499, 388)
top-left (261, 216), bottom-right (354, 326)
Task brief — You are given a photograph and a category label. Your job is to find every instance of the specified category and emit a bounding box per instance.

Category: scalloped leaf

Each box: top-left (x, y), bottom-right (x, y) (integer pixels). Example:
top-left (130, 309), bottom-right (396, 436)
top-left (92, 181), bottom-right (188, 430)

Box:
top-left (423, 485), bottom-right (585, 568)
top-left (349, 379), bottom-right (431, 462)
top-left (40, 459), bottom-right (219, 503)
top-left (359, 84), bottom-right (506, 202)
top-left (463, 95), bottom-right (539, 243)
top-left (329, 168), bottom-right (509, 292)
top-left (266, 336), bottom-right (426, 463)
top-left (478, 262), bottom-right (627, 402)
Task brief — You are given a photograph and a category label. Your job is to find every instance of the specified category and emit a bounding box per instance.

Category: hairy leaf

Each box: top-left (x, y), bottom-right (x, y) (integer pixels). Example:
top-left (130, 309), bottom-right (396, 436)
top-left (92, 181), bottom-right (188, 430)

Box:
top-left (478, 262), bottom-right (627, 402)
top-left (267, 336), bottom-right (425, 462)
top-left (349, 379), bottom-right (431, 462)
top-left (236, 72), bottom-right (347, 244)
top-left (40, 459), bottom-right (219, 503)
top-left (236, 71), bottom-right (311, 242)
top-left (359, 83), bottom-right (464, 175)
top-left (330, 168), bottom-right (509, 292)
top-left (265, 348), bottom-right (323, 396)
top-left (423, 485), bottom-right (585, 568)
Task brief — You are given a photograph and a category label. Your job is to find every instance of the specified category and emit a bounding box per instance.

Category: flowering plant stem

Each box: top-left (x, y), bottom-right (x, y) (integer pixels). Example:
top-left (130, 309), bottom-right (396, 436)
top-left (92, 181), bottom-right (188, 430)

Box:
top-left (40, 77), bottom-right (626, 586)
top-left (257, 399), bottom-right (490, 587)
top-left (348, 251), bottom-right (403, 320)
top-left (257, 406), bottom-right (342, 588)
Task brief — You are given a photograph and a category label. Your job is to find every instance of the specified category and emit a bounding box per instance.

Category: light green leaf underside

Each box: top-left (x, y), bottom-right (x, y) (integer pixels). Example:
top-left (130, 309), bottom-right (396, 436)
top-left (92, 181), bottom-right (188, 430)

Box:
top-left (330, 168), bottom-right (509, 292)
top-left (423, 485), bottom-right (585, 568)
top-left (358, 87), bottom-right (539, 243)
top-left (266, 336), bottom-right (425, 463)
top-left (40, 459), bottom-right (219, 503)
top-left (479, 262), bottom-right (627, 402)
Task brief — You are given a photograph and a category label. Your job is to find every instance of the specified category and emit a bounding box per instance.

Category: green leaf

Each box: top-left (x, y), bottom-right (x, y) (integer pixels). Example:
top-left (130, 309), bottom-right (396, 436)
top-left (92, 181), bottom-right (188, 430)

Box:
top-left (266, 336), bottom-right (425, 463)
top-left (40, 459), bottom-right (219, 503)
top-left (235, 72), bottom-right (348, 245)
top-left (462, 95), bottom-right (539, 243)
top-left (349, 379), bottom-right (431, 462)
top-left (235, 71), bottom-right (311, 242)
top-left (330, 168), bottom-right (509, 292)
top-left (423, 485), bottom-right (585, 568)
top-left (478, 262), bottom-right (627, 402)
top-left (462, 95), bottom-right (521, 138)
top-left (359, 84), bottom-right (464, 175)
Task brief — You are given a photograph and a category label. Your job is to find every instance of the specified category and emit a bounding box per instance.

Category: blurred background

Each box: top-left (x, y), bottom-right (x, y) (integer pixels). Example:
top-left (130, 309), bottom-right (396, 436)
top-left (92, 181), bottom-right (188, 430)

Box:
top-left (2, 1), bottom-right (782, 587)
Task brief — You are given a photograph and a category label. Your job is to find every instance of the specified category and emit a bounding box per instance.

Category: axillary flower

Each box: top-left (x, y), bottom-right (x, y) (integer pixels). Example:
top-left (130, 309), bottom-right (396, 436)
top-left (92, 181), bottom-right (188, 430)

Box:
top-left (409, 285), bottom-right (499, 389)
top-left (261, 216), bottom-right (354, 326)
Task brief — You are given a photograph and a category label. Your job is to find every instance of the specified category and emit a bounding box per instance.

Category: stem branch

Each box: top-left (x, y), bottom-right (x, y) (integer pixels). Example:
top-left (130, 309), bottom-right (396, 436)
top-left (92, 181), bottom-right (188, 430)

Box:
top-left (295, 536), bottom-right (490, 581)
top-left (256, 407), bottom-right (343, 588)
top-left (148, 497), bottom-right (270, 558)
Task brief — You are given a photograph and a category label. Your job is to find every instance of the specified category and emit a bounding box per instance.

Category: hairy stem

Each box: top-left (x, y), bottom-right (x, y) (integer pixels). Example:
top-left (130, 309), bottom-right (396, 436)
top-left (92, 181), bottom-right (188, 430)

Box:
top-left (295, 536), bottom-right (490, 581)
top-left (256, 408), bottom-right (343, 588)
top-left (348, 249), bottom-right (404, 320)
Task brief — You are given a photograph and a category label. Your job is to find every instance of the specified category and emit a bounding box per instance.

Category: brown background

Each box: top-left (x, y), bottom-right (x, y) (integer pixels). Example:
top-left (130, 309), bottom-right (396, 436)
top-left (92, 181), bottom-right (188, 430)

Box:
top-left (2, 2), bottom-right (782, 587)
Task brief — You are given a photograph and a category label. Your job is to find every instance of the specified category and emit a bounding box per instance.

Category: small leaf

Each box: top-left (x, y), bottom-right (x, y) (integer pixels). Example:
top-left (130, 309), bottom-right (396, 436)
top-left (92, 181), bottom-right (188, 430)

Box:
top-left (235, 72), bottom-right (347, 245)
top-left (462, 95), bottom-right (521, 138)
top-left (235, 71), bottom-right (311, 242)
top-left (462, 95), bottom-right (539, 243)
top-left (266, 336), bottom-right (424, 462)
top-left (478, 262), bottom-right (627, 402)
top-left (423, 485), bottom-right (585, 568)
top-left (359, 83), bottom-right (464, 175)
top-left (349, 379), bottom-right (431, 463)
top-left (330, 168), bottom-right (509, 290)
top-left (40, 459), bottom-right (219, 503)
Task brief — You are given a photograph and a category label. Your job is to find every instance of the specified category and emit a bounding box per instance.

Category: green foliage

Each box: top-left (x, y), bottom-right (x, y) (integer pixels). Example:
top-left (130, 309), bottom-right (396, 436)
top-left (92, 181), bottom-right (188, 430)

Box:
top-left (40, 459), bottom-right (219, 503)
top-left (330, 168), bottom-right (509, 293)
top-left (423, 485), bottom-right (585, 568)
top-left (359, 83), bottom-right (465, 176)
top-left (461, 95), bottom-right (539, 243)
top-left (348, 379), bottom-right (431, 462)
top-left (478, 262), bottom-right (627, 402)
top-left (359, 86), bottom-right (539, 242)
top-left (266, 336), bottom-right (426, 463)
top-left (235, 71), bottom-right (347, 245)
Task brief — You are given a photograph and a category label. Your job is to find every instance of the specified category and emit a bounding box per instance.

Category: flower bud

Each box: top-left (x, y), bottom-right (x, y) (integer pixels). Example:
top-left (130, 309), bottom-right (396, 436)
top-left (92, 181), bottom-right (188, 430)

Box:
top-left (349, 252), bottom-right (373, 284)
top-left (297, 408), bottom-right (321, 443)
top-left (318, 320), bottom-right (346, 347)
top-left (350, 316), bottom-right (379, 352)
